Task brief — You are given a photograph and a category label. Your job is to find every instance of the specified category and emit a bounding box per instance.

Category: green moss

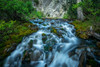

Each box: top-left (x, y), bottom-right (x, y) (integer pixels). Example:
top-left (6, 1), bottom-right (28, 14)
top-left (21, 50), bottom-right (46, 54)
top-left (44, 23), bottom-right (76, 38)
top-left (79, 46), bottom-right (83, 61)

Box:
top-left (31, 11), bottom-right (44, 18)
top-left (43, 24), bottom-right (47, 26)
top-left (0, 20), bottom-right (38, 64)
top-left (42, 33), bottom-right (46, 36)
top-left (72, 20), bottom-right (100, 39)
top-left (51, 27), bottom-right (57, 34)
top-left (44, 45), bottom-right (52, 51)
top-left (63, 13), bottom-right (69, 19)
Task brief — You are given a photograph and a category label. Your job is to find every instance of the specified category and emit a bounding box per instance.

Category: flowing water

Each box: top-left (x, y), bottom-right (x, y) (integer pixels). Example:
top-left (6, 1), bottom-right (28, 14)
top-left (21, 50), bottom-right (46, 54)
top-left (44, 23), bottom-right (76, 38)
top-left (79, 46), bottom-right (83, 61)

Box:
top-left (4, 19), bottom-right (94, 67)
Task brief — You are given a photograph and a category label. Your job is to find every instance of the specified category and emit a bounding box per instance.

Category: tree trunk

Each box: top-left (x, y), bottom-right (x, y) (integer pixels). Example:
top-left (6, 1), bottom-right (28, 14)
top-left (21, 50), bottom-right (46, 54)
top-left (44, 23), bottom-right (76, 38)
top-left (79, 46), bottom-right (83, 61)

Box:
top-left (77, 0), bottom-right (84, 21)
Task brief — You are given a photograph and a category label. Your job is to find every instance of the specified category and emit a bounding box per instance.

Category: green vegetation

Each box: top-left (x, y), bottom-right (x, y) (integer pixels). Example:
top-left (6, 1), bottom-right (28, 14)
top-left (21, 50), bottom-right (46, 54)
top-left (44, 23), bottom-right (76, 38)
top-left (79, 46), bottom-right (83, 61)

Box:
top-left (0, 0), bottom-right (33, 20)
top-left (0, 0), bottom-right (100, 66)
top-left (0, 0), bottom-right (43, 66)
top-left (51, 27), bottom-right (57, 34)
top-left (31, 11), bottom-right (44, 19)
top-left (63, 0), bottom-right (100, 20)
top-left (72, 20), bottom-right (91, 39)
top-left (72, 16), bottom-right (100, 39)
top-left (42, 33), bottom-right (46, 36)
top-left (44, 45), bottom-right (52, 51)
top-left (63, 0), bottom-right (77, 19)
top-left (34, 0), bottom-right (39, 5)
top-left (0, 20), bottom-right (38, 61)
top-left (0, 0), bottom-right (44, 20)
top-left (66, 0), bottom-right (100, 39)
top-left (73, 0), bottom-right (100, 20)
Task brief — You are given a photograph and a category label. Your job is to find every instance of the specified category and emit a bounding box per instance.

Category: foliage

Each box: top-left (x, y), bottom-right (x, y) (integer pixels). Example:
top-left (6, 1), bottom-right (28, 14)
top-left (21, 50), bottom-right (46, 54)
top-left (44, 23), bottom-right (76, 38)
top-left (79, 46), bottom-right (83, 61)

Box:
top-left (72, 17), bottom-right (100, 39)
top-left (0, 0), bottom-right (33, 20)
top-left (63, 0), bottom-right (100, 20)
top-left (73, 0), bottom-right (100, 20)
top-left (0, 20), bottom-right (38, 64)
top-left (30, 10), bottom-right (44, 19)
top-left (63, 0), bottom-right (77, 19)
top-left (0, 20), bottom-right (15, 31)
top-left (34, 0), bottom-right (39, 5)
top-left (63, 12), bottom-right (69, 19)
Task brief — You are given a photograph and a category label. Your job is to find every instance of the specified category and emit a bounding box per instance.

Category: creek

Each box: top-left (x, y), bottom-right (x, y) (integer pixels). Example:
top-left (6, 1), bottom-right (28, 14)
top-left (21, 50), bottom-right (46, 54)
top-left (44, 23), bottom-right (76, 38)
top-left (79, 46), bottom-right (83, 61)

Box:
top-left (4, 19), bottom-right (100, 67)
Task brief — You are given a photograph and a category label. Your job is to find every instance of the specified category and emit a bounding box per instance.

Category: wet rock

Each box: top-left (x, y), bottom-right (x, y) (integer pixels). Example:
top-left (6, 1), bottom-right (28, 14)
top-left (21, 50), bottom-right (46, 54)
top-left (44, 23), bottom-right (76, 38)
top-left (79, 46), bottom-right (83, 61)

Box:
top-left (44, 44), bottom-right (53, 52)
top-left (31, 50), bottom-right (43, 61)
top-left (62, 63), bottom-right (68, 67)
top-left (28, 40), bottom-right (33, 48)
top-left (22, 48), bottom-right (43, 64)
top-left (51, 22), bottom-right (54, 25)
top-left (62, 38), bottom-right (69, 43)
top-left (39, 22), bottom-right (42, 24)
top-left (78, 51), bottom-right (86, 67)
top-left (51, 27), bottom-right (57, 34)
top-left (42, 36), bottom-right (47, 44)
top-left (68, 50), bottom-right (76, 57)
top-left (33, 39), bottom-right (37, 44)
top-left (43, 24), bottom-right (47, 26)
top-left (46, 38), bottom-right (57, 45)
top-left (56, 30), bottom-right (63, 37)
top-left (22, 51), bottom-right (31, 63)
top-left (42, 33), bottom-right (46, 36)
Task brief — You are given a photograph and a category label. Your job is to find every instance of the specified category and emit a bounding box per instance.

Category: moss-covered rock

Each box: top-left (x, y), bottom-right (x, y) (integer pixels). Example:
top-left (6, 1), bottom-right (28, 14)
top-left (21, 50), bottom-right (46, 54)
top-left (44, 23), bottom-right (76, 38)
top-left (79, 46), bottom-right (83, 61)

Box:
top-left (43, 24), bottom-right (47, 26)
top-left (39, 22), bottom-right (42, 24)
top-left (28, 40), bottom-right (33, 48)
top-left (44, 44), bottom-right (53, 51)
top-left (42, 33), bottom-right (46, 36)
top-left (0, 20), bottom-right (39, 67)
top-left (72, 20), bottom-right (100, 39)
top-left (51, 27), bottom-right (57, 34)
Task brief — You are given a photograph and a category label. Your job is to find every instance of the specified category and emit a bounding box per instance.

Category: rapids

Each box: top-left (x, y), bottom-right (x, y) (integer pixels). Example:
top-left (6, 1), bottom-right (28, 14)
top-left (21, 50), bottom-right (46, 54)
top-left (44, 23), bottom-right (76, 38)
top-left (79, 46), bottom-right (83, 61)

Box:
top-left (4, 19), bottom-right (95, 67)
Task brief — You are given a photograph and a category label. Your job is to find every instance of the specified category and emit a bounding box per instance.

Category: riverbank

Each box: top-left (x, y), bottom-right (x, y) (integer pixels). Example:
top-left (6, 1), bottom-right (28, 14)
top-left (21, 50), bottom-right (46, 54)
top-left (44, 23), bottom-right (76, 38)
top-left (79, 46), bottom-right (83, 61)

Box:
top-left (71, 19), bottom-right (100, 67)
top-left (0, 20), bottom-right (39, 66)
top-left (72, 19), bottom-right (100, 40)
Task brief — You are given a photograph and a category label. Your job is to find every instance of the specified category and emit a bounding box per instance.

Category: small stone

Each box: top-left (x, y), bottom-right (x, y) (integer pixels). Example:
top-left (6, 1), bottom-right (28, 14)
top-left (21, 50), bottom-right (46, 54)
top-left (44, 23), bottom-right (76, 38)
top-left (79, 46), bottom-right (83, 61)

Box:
top-left (42, 33), bottom-right (46, 36)
top-left (28, 40), bottom-right (33, 48)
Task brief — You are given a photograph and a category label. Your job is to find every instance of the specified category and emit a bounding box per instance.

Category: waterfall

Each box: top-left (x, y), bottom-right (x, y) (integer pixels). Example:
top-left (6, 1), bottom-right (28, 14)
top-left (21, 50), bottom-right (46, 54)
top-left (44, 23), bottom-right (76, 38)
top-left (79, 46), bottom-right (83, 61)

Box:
top-left (4, 19), bottom-right (80, 67)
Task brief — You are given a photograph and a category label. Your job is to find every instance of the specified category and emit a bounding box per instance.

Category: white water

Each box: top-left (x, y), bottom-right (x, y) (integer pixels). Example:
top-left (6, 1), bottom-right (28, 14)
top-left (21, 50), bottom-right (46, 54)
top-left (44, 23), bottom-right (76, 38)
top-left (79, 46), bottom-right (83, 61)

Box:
top-left (4, 19), bottom-right (80, 67)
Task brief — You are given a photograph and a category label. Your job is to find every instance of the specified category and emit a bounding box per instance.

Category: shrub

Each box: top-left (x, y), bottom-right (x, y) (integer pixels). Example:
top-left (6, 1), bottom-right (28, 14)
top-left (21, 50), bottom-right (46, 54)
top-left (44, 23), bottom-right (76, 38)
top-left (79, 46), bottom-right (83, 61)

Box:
top-left (34, 0), bottom-right (39, 5)
top-left (0, 0), bottom-right (33, 20)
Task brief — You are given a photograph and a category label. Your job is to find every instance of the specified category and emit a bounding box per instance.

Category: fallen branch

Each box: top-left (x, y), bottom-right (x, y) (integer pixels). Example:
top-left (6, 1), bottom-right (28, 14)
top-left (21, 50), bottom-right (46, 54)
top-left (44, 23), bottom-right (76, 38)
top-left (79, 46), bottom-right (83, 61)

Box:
top-left (88, 26), bottom-right (100, 40)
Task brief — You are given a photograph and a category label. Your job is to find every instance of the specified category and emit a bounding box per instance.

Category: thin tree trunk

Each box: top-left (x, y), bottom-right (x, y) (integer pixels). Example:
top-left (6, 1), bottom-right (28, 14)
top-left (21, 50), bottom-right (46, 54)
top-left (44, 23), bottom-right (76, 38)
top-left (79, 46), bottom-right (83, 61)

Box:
top-left (77, 0), bottom-right (84, 21)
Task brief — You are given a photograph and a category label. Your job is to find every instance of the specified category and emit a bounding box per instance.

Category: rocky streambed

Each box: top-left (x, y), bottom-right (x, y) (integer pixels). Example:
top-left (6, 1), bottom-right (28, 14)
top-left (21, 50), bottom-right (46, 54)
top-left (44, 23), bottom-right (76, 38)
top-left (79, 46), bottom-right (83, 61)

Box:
top-left (4, 19), bottom-right (100, 67)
